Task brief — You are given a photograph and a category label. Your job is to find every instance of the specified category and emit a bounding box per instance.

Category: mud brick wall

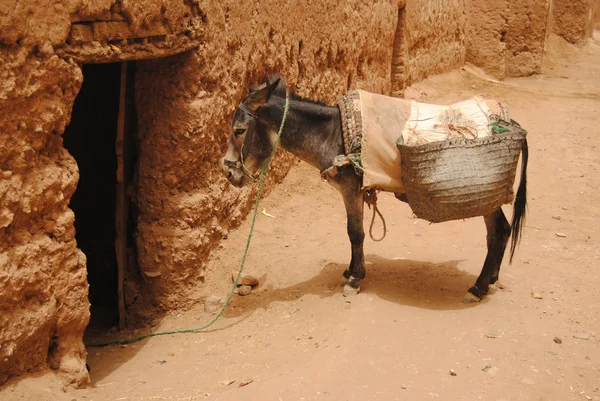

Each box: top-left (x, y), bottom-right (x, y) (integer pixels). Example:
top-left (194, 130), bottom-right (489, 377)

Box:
top-left (466, 0), bottom-right (553, 79)
top-left (551, 0), bottom-right (597, 43)
top-left (506, 0), bottom-right (552, 77)
top-left (402, 0), bottom-right (467, 86)
top-left (465, 0), bottom-right (510, 79)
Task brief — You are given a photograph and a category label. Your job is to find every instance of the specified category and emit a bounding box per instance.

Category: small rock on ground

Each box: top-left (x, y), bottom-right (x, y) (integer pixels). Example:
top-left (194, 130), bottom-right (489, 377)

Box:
top-left (205, 295), bottom-right (222, 313)
top-left (231, 271), bottom-right (259, 286)
top-left (238, 285), bottom-right (252, 296)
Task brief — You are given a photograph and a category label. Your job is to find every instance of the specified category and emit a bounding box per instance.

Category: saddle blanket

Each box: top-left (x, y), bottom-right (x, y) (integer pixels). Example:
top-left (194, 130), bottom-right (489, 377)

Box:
top-left (337, 90), bottom-right (502, 193)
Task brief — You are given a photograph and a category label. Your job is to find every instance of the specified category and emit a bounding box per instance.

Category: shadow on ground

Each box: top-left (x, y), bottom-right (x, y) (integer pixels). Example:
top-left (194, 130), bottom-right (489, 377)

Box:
top-left (84, 255), bottom-right (484, 384)
top-left (224, 254), bottom-right (482, 318)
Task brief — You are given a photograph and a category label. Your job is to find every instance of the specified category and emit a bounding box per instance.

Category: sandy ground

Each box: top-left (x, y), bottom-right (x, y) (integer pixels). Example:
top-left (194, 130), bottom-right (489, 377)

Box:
top-left (3, 33), bottom-right (600, 401)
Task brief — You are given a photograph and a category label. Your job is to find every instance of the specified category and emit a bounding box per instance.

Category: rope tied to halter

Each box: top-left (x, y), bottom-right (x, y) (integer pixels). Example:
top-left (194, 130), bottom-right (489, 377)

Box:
top-left (86, 92), bottom-right (291, 347)
top-left (364, 188), bottom-right (387, 242)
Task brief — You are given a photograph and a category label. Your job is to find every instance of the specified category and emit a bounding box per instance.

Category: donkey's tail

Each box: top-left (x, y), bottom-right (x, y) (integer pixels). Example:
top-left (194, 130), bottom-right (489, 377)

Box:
top-left (509, 138), bottom-right (528, 263)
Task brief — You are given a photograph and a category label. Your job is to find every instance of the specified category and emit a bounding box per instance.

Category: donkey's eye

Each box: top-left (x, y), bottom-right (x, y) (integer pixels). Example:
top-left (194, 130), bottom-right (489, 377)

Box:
top-left (234, 128), bottom-right (246, 137)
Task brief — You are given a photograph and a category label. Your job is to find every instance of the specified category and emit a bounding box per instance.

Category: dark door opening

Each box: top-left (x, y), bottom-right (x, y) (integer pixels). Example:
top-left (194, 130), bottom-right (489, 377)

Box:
top-left (63, 63), bottom-right (137, 330)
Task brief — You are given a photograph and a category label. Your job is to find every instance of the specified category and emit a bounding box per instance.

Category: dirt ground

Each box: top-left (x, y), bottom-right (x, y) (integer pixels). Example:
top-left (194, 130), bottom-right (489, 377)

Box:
top-left (3, 32), bottom-right (600, 401)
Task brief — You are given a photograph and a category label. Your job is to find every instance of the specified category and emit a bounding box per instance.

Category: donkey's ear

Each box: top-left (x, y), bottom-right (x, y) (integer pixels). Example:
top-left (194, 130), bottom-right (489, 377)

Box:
top-left (245, 75), bottom-right (281, 111)
top-left (245, 82), bottom-right (270, 111)
top-left (267, 76), bottom-right (281, 93)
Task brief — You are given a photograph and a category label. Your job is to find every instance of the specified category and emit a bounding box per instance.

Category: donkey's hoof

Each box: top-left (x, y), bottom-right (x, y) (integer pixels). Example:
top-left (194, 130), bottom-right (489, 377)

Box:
top-left (489, 281), bottom-right (507, 291)
top-left (343, 284), bottom-right (360, 297)
top-left (463, 287), bottom-right (482, 303)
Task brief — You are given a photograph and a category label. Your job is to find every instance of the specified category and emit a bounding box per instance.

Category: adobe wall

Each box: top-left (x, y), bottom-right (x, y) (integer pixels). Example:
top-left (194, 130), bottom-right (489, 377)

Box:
top-left (0, 0), bottom-right (206, 387)
top-left (551, 0), bottom-right (597, 43)
top-left (466, 0), bottom-right (553, 79)
top-left (505, 0), bottom-right (552, 76)
top-left (402, 0), bottom-right (467, 87)
top-left (0, 49), bottom-right (88, 387)
top-left (465, 0), bottom-right (510, 79)
top-left (0, 0), bottom-right (399, 388)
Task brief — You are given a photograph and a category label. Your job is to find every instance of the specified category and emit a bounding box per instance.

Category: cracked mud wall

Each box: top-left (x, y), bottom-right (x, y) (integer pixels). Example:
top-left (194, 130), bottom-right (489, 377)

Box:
top-left (0, 48), bottom-right (88, 386)
top-left (402, 0), bottom-right (467, 87)
top-left (505, 0), bottom-right (552, 77)
top-left (465, 0), bottom-right (510, 79)
top-left (551, 0), bottom-right (597, 43)
top-left (466, 0), bottom-right (552, 79)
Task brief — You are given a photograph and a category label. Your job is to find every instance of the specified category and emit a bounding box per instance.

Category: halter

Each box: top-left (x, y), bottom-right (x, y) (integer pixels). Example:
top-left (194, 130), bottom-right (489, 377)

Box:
top-left (224, 90), bottom-right (289, 182)
top-left (238, 102), bottom-right (258, 119)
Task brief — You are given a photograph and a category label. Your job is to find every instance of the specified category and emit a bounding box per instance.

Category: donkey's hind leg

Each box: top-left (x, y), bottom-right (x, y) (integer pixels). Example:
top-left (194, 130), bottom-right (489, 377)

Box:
top-left (465, 208), bottom-right (511, 302)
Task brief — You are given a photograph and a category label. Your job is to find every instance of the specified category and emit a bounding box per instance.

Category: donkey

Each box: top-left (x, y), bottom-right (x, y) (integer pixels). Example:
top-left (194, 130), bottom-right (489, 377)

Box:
top-left (222, 76), bottom-right (528, 301)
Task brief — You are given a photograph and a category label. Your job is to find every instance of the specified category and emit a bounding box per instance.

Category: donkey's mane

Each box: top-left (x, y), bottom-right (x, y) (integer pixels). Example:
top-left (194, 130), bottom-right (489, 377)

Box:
top-left (271, 79), bottom-right (330, 108)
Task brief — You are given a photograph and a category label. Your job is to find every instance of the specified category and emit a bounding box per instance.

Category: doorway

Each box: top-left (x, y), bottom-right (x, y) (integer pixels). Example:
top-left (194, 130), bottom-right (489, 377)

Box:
top-left (63, 62), bottom-right (137, 330)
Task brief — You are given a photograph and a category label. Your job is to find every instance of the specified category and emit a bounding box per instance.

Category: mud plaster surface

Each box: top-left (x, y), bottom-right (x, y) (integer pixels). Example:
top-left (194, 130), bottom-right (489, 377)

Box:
top-left (551, 0), bottom-right (597, 43)
top-left (403, 0), bottom-right (466, 86)
top-left (505, 0), bottom-right (551, 77)
top-left (465, 0), bottom-right (510, 79)
top-left (0, 48), bottom-right (89, 386)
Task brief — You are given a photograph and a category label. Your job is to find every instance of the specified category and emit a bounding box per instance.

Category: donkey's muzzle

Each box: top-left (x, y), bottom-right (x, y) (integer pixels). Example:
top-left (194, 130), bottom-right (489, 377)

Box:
top-left (222, 158), bottom-right (247, 187)
top-left (223, 159), bottom-right (240, 169)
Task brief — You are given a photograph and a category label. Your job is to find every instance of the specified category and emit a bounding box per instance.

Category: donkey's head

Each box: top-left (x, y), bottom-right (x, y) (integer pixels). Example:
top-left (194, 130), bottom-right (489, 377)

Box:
top-left (222, 76), bottom-right (282, 187)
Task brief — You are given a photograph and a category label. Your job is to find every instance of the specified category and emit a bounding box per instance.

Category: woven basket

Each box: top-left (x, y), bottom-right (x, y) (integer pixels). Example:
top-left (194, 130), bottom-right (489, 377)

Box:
top-left (397, 121), bottom-right (527, 223)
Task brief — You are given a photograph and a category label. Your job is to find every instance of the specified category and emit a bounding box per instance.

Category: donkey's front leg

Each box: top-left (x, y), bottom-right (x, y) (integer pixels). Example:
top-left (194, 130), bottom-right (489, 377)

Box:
top-left (339, 174), bottom-right (365, 297)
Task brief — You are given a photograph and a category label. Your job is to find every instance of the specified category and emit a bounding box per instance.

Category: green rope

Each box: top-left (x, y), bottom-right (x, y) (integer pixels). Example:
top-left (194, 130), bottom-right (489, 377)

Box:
top-left (87, 94), bottom-right (291, 347)
top-left (348, 154), bottom-right (364, 172)
top-left (490, 122), bottom-right (509, 134)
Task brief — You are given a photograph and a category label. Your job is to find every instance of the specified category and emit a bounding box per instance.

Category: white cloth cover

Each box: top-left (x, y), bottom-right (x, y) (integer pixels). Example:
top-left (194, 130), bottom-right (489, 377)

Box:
top-left (357, 90), bottom-right (497, 193)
